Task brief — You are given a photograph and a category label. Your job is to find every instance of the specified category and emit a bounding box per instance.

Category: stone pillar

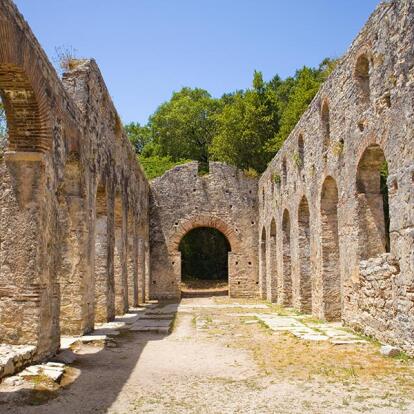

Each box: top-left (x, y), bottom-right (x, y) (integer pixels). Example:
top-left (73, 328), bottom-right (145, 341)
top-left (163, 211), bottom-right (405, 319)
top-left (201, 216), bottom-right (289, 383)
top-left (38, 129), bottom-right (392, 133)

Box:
top-left (58, 191), bottom-right (90, 335)
top-left (267, 235), bottom-right (278, 302)
top-left (137, 237), bottom-right (146, 304)
top-left (127, 231), bottom-right (138, 307)
top-left (0, 152), bottom-right (59, 359)
top-left (145, 240), bottom-right (151, 301)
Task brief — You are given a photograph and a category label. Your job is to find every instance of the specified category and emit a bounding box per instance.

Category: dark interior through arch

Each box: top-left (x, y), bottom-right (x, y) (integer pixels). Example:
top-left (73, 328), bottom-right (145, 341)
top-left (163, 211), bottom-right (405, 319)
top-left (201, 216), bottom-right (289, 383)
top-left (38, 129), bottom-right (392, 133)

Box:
top-left (179, 227), bottom-right (231, 290)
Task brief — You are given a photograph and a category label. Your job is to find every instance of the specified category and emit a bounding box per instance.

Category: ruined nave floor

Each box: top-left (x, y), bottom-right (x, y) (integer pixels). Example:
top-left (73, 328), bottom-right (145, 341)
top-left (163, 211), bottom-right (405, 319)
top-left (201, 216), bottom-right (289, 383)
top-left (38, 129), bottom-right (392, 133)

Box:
top-left (1, 297), bottom-right (414, 414)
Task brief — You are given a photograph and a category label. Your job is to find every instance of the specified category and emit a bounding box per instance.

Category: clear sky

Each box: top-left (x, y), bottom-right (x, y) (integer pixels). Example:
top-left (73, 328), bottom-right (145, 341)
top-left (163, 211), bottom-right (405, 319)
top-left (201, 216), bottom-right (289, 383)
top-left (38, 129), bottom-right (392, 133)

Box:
top-left (14, 0), bottom-right (381, 125)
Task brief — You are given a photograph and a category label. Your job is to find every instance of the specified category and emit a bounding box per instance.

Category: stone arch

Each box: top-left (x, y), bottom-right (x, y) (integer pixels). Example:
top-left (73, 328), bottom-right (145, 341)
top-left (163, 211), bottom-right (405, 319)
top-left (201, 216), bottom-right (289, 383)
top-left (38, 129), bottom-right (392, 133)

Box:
top-left (169, 215), bottom-right (239, 296)
top-left (259, 226), bottom-right (267, 299)
top-left (320, 176), bottom-right (341, 320)
top-left (356, 143), bottom-right (390, 259)
top-left (0, 64), bottom-right (51, 152)
top-left (354, 53), bottom-right (370, 102)
top-left (282, 209), bottom-right (292, 306)
top-left (0, 63), bottom-right (54, 353)
top-left (169, 215), bottom-right (240, 253)
top-left (298, 195), bottom-right (311, 313)
top-left (268, 218), bottom-right (277, 302)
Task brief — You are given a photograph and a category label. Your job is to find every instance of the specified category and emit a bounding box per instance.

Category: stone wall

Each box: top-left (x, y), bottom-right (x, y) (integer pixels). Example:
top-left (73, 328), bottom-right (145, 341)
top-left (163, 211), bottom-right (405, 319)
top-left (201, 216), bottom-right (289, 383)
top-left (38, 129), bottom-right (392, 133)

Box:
top-left (258, 0), bottom-right (414, 354)
top-left (149, 162), bottom-right (259, 299)
top-left (347, 254), bottom-right (403, 345)
top-left (0, 0), bottom-right (149, 365)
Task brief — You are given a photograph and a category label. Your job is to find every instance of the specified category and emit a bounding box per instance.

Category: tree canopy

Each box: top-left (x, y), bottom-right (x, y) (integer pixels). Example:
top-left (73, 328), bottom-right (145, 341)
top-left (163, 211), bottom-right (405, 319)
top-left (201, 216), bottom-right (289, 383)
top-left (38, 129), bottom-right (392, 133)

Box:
top-left (125, 58), bottom-right (337, 179)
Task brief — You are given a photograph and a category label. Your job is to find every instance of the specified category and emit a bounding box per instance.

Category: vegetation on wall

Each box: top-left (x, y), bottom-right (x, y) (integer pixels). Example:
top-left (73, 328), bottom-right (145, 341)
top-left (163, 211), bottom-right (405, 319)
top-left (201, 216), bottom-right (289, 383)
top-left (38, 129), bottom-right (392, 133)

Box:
top-left (126, 58), bottom-right (337, 179)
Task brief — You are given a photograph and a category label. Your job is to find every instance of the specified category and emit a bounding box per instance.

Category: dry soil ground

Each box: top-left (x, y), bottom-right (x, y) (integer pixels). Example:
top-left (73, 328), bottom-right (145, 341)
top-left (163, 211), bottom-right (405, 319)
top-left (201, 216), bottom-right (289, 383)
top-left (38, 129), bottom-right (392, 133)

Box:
top-left (1, 296), bottom-right (414, 414)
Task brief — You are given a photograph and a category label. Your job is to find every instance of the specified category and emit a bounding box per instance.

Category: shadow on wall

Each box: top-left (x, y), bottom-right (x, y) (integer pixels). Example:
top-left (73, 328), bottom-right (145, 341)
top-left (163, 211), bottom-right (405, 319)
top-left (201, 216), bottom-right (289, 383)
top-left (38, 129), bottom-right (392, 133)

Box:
top-left (0, 303), bottom-right (180, 413)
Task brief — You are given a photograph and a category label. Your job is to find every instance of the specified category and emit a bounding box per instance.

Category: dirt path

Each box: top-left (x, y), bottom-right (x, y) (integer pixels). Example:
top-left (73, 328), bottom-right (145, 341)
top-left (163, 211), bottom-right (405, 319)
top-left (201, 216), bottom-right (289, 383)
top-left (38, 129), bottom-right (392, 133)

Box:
top-left (1, 297), bottom-right (414, 414)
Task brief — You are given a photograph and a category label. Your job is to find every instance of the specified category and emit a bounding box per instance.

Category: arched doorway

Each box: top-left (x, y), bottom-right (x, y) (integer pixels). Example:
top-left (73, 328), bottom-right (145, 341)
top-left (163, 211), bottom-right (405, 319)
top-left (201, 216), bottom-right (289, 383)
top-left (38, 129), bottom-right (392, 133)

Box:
top-left (320, 176), bottom-right (341, 320)
top-left (179, 227), bottom-right (231, 296)
top-left (356, 144), bottom-right (390, 259)
top-left (259, 227), bottom-right (267, 299)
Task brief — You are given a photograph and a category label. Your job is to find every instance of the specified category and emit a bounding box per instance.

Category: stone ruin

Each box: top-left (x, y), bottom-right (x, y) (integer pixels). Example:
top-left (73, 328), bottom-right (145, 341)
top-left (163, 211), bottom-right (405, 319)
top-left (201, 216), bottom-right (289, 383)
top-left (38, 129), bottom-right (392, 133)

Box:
top-left (0, 0), bottom-right (413, 378)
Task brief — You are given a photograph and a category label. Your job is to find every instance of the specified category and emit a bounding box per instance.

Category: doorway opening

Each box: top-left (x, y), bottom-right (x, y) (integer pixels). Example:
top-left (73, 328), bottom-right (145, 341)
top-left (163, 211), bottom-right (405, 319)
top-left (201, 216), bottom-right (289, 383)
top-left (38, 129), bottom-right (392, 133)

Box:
top-left (179, 227), bottom-right (231, 297)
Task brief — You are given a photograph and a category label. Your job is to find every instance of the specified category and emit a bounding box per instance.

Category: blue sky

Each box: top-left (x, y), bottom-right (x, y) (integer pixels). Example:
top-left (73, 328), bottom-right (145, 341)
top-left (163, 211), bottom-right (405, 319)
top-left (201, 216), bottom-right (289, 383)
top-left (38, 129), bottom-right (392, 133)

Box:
top-left (14, 0), bottom-right (380, 124)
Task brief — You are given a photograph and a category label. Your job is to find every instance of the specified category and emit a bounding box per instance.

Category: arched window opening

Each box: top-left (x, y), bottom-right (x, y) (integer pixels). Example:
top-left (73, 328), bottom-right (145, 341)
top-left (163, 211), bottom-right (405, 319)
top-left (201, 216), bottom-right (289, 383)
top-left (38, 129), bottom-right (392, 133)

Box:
top-left (0, 64), bottom-right (50, 152)
top-left (179, 227), bottom-right (231, 294)
top-left (282, 209), bottom-right (292, 306)
top-left (268, 219), bottom-right (277, 302)
top-left (260, 227), bottom-right (267, 299)
top-left (282, 158), bottom-right (287, 185)
top-left (355, 54), bottom-right (370, 102)
top-left (321, 101), bottom-right (330, 155)
top-left (356, 144), bottom-right (390, 259)
top-left (320, 177), bottom-right (341, 321)
top-left (298, 134), bottom-right (305, 168)
top-left (298, 196), bottom-right (311, 313)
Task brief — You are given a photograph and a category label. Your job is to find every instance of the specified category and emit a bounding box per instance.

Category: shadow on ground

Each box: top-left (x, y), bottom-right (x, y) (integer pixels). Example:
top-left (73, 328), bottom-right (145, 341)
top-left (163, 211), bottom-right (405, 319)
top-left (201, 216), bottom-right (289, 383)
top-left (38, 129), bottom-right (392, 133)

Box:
top-left (0, 302), bottom-right (179, 414)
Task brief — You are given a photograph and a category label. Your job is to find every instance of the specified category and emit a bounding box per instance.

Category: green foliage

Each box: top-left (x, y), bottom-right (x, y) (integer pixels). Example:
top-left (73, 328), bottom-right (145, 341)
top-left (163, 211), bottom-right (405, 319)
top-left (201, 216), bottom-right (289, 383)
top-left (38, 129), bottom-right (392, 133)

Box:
top-left (128, 57), bottom-right (338, 178)
top-left (125, 122), bottom-right (151, 154)
top-left (137, 154), bottom-right (191, 180)
top-left (292, 152), bottom-right (302, 168)
top-left (179, 227), bottom-right (230, 280)
top-left (268, 59), bottom-right (337, 154)
top-left (209, 72), bottom-right (281, 173)
top-left (272, 173), bottom-right (281, 184)
top-left (150, 87), bottom-right (221, 163)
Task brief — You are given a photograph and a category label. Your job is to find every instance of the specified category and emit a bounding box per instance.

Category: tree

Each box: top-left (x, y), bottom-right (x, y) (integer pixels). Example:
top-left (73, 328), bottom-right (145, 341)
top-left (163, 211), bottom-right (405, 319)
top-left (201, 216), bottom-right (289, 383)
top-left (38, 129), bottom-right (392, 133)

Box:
top-left (210, 71), bottom-right (280, 173)
top-left (125, 122), bottom-right (151, 154)
top-left (150, 87), bottom-right (221, 163)
top-left (138, 154), bottom-right (191, 180)
top-left (268, 58), bottom-right (338, 153)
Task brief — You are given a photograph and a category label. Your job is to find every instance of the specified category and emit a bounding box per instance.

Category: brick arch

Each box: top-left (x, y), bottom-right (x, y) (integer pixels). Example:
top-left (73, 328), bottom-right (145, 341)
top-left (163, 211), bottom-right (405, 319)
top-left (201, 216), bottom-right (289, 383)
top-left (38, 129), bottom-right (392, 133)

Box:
top-left (0, 13), bottom-right (53, 153)
top-left (169, 215), bottom-right (241, 253)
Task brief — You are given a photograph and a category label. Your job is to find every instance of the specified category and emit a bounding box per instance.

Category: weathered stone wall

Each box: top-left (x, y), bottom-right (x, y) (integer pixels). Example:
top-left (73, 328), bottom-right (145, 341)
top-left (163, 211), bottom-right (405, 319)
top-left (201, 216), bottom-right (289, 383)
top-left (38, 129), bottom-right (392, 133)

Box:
top-left (0, 0), bottom-right (149, 365)
top-left (347, 254), bottom-right (403, 345)
top-left (259, 0), bottom-right (414, 354)
top-left (149, 162), bottom-right (259, 299)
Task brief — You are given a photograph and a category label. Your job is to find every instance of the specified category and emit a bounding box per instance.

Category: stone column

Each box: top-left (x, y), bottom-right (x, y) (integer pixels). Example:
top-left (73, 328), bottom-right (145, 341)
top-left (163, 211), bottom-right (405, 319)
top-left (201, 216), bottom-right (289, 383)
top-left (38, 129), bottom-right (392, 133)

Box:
top-left (0, 152), bottom-right (59, 359)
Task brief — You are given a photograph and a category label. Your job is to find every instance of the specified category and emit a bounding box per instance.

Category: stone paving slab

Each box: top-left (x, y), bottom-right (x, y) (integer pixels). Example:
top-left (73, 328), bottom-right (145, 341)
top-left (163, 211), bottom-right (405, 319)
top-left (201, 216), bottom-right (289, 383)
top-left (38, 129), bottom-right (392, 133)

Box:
top-left (178, 303), bottom-right (269, 310)
top-left (255, 314), bottom-right (367, 344)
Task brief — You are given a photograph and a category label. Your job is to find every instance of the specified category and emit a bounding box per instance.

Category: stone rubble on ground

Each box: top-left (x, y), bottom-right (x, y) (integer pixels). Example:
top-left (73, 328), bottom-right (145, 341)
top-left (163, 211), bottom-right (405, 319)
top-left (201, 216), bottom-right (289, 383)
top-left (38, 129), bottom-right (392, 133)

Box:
top-left (380, 345), bottom-right (401, 357)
